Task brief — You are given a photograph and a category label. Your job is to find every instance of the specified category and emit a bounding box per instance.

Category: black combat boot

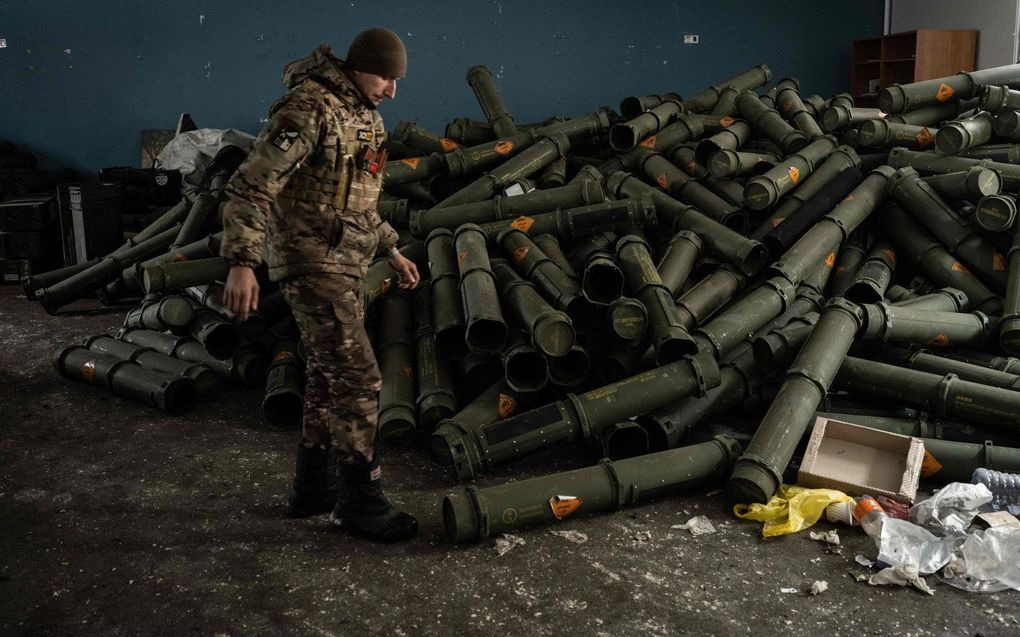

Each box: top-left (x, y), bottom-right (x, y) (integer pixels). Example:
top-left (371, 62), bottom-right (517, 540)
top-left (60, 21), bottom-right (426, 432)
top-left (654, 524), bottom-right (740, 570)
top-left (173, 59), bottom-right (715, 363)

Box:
top-left (329, 458), bottom-right (418, 542)
top-left (285, 443), bottom-right (341, 517)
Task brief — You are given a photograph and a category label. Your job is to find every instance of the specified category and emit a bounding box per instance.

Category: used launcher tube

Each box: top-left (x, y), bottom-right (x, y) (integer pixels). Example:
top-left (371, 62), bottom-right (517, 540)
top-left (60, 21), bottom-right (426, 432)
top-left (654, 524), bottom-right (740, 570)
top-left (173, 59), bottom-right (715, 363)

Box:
top-left (454, 224), bottom-right (508, 355)
top-left (442, 435), bottom-right (742, 542)
top-left (412, 286), bottom-right (458, 432)
top-left (879, 62), bottom-right (1020, 114)
top-left (376, 290), bottom-right (418, 448)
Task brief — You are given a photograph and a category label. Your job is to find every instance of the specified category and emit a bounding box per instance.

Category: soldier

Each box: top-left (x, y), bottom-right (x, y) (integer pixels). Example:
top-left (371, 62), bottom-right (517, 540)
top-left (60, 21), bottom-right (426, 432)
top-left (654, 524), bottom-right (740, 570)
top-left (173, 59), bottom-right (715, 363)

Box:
top-left (219, 28), bottom-right (420, 542)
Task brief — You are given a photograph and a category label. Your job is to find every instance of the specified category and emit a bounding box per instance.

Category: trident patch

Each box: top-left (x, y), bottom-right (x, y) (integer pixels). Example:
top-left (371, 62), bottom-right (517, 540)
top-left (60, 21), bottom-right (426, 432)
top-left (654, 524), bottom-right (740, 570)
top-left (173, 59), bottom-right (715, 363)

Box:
top-left (272, 130), bottom-right (299, 151)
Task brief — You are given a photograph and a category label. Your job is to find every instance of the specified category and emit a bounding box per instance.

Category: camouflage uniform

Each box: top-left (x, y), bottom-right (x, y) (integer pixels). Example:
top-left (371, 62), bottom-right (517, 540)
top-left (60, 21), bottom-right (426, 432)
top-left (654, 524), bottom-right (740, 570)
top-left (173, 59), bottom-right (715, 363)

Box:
top-left (220, 44), bottom-right (399, 464)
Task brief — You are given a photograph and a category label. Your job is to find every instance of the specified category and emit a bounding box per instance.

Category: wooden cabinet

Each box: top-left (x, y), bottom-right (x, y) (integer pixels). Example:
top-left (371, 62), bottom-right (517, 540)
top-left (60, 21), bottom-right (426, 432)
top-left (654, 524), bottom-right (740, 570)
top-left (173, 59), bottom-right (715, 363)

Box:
top-left (850, 29), bottom-right (977, 108)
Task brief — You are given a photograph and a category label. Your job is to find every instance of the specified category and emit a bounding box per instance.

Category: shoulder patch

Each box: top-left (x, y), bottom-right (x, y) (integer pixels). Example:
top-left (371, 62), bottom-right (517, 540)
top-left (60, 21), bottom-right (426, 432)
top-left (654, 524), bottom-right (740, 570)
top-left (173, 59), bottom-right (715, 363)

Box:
top-left (272, 130), bottom-right (300, 151)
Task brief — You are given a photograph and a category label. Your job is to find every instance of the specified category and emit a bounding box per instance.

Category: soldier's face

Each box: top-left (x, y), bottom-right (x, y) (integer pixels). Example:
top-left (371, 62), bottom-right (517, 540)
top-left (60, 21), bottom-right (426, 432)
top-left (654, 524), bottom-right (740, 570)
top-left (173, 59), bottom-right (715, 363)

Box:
top-left (349, 70), bottom-right (398, 108)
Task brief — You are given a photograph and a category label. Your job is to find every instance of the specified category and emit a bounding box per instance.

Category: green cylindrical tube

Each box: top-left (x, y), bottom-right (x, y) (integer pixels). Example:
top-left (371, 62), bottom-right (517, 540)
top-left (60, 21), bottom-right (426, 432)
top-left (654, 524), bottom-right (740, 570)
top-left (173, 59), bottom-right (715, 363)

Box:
top-left (616, 235), bottom-right (698, 364)
top-left (709, 86), bottom-right (741, 117)
top-left (21, 258), bottom-right (102, 301)
top-left (142, 256), bottom-right (230, 295)
top-left (656, 230), bottom-right (702, 297)
top-left (118, 328), bottom-right (267, 386)
top-left (752, 312), bottom-right (819, 373)
top-left (670, 145), bottom-right (748, 209)
top-left (921, 167), bottom-right (1001, 201)
top-left (876, 345), bottom-right (1020, 391)
top-left (454, 224), bottom-right (508, 355)
top-left (972, 195), bottom-right (1017, 232)
top-left (675, 264), bottom-right (746, 331)
top-left (979, 85), bottom-right (1020, 114)
top-left (432, 351), bottom-right (719, 482)
top-left (858, 120), bottom-right (937, 150)
top-left (410, 180), bottom-right (605, 237)
top-left (501, 335), bottom-right (549, 393)
top-left (604, 171), bottom-right (768, 276)
top-left (412, 285), bottom-right (457, 432)
top-left (620, 92), bottom-right (684, 120)
top-left (885, 99), bottom-right (974, 126)
top-left (376, 290), bottom-right (418, 448)
top-left (694, 121), bottom-right (753, 165)
top-left (605, 297), bottom-right (648, 342)
top-left (532, 234), bottom-right (580, 281)
top-left (776, 78), bottom-right (825, 137)
top-left (425, 229), bottom-right (467, 360)
top-left (116, 231), bottom-right (223, 295)
top-left (682, 64), bottom-right (772, 113)
top-left (610, 98), bottom-right (685, 151)
top-left (887, 146), bottom-right (1020, 191)
top-left (860, 302), bottom-right (994, 349)
top-left (708, 149), bottom-right (779, 179)
top-left (836, 355), bottom-right (1020, 431)
top-left (262, 326), bottom-right (305, 431)
top-left (538, 156), bottom-right (568, 189)
top-left (597, 420), bottom-right (650, 461)
top-left (546, 344), bottom-right (590, 387)
top-left (490, 259), bottom-right (575, 357)
top-left (569, 232), bottom-right (624, 305)
top-left (879, 202), bottom-right (1003, 315)
top-left (728, 298), bottom-right (865, 504)
top-left (1000, 216), bottom-right (1020, 353)
top-left (54, 345), bottom-right (198, 414)
top-left (958, 143), bottom-right (1020, 164)
top-left (880, 63), bottom-right (1020, 114)
top-left (892, 287), bottom-right (969, 312)
top-left (445, 118), bottom-right (496, 145)
top-left (171, 172), bottom-right (229, 251)
top-left (830, 229), bottom-right (869, 297)
top-left (123, 294), bottom-right (194, 334)
top-left (694, 276), bottom-right (797, 361)
top-left (391, 120), bottom-right (461, 155)
top-left (474, 197), bottom-right (656, 243)
top-left (769, 166), bottom-right (894, 287)
top-left (630, 149), bottom-right (746, 229)
top-left (736, 90), bottom-right (809, 154)
top-left (81, 333), bottom-right (218, 400)
top-left (844, 239), bottom-right (897, 304)
top-left (442, 435), bottom-right (742, 542)
top-left (935, 111), bottom-right (995, 155)
top-left (743, 135), bottom-right (838, 210)
top-left (187, 306), bottom-right (242, 360)
top-left (820, 106), bottom-right (882, 132)
top-left (993, 110), bottom-right (1020, 140)
top-left (466, 65), bottom-right (517, 138)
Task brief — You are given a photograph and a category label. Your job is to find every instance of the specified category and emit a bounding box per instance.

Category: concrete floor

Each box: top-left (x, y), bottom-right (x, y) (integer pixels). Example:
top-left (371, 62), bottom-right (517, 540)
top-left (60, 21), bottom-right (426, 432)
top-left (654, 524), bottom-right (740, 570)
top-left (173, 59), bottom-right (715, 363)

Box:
top-left (0, 284), bottom-right (1017, 636)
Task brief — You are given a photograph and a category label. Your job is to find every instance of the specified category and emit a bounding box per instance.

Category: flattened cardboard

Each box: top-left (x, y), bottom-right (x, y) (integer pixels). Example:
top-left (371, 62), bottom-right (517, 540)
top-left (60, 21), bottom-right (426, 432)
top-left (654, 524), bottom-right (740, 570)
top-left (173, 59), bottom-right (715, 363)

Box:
top-left (797, 416), bottom-right (924, 503)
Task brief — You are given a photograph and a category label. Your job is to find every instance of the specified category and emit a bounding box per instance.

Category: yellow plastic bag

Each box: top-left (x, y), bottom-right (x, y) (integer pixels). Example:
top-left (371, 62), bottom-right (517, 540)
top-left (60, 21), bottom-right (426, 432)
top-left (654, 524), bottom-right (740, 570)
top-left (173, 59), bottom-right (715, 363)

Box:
top-left (733, 484), bottom-right (852, 537)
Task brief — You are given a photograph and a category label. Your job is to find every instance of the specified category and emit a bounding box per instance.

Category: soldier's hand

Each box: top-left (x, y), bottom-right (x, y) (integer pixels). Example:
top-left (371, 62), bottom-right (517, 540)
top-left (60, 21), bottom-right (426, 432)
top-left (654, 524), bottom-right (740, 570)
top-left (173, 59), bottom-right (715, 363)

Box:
top-left (223, 265), bottom-right (260, 321)
top-left (388, 252), bottom-right (420, 289)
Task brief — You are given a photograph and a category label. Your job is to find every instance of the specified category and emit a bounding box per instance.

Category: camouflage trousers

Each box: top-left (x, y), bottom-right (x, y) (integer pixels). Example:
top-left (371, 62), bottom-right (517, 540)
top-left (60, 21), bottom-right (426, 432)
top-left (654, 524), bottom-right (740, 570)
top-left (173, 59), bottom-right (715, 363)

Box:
top-left (279, 272), bottom-right (381, 464)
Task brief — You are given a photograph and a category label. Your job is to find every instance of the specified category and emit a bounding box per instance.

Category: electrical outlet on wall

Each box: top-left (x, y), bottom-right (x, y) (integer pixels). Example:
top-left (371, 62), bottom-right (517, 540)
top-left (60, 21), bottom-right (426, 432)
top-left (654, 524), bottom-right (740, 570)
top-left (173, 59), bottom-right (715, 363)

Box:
top-left (683, 34), bottom-right (699, 45)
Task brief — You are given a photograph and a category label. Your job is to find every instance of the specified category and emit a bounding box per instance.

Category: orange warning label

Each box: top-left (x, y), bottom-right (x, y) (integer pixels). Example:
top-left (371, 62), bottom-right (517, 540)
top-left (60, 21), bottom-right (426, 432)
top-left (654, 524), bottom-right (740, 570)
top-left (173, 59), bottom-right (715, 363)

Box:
top-left (400, 158), bottom-right (421, 170)
top-left (272, 350), bottom-right (295, 363)
top-left (639, 135), bottom-right (657, 148)
top-left (853, 497), bottom-right (883, 521)
top-left (494, 140), bottom-right (515, 156)
top-left (824, 252), bottom-right (836, 268)
top-left (772, 217), bottom-right (785, 227)
top-left (719, 116), bottom-right (735, 128)
top-left (81, 359), bottom-right (97, 382)
top-left (836, 265), bottom-right (846, 274)
top-left (842, 193), bottom-right (855, 203)
top-left (549, 495), bottom-right (583, 520)
top-left (951, 261), bottom-right (969, 273)
top-left (656, 172), bottom-right (669, 189)
top-left (920, 450), bottom-right (943, 478)
top-left (513, 246), bottom-right (529, 263)
top-left (788, 166), bottom-right (801, 184)
top-left (685, 161), bottom-right (697, 176)
top-left (883, 249), bottom-right (897, 264)
top-left (915, 127), bottom-right (934, 148)
top-left (510, 216), bottom-right (535, 232)
top-left (381, 278), bottom-right (394, 294)
top-left (402, 366), bottom-right (414, 379)
top-left (994, 253), bottom-right (1008, 271)
top-left (497, 393), bottom-right (517, 419)
top-left (457, 251), bottom-right (467, 268)
top-left (439, 138), bottom-right (459, 152)
top-left (170, 252), bottom-right (188, 263)
top-left (928, 331), bottom-right (950, 347)
top-left (935, 82), bottom-right (955, 102)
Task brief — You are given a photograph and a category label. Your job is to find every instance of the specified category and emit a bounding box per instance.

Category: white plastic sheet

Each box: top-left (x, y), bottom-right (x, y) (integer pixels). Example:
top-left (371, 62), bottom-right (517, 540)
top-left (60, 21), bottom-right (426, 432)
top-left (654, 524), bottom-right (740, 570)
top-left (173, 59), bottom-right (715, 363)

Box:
top-left (155, 128), bottom-right (255, 194)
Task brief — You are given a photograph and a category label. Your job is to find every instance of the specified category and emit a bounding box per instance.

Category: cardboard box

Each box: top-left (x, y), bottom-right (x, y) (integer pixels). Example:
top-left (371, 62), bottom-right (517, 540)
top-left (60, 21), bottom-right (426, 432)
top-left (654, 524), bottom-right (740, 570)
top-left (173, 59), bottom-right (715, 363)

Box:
top-left (798, 416), bottom-right (924, 503)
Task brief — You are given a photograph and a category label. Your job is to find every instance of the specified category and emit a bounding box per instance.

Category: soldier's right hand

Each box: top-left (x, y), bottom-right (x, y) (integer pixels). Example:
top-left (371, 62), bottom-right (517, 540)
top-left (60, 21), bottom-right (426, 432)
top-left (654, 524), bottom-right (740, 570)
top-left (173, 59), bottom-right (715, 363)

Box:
top-left (223, 265), bottom-right (260, 321)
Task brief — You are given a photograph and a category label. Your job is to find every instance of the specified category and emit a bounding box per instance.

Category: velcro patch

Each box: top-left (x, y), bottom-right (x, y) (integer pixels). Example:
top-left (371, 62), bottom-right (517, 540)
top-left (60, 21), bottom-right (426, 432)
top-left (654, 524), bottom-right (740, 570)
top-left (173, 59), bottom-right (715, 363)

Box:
top-left (272, 130), bottom-right (300, 151)
top-left (356, 129), bottom-right (374, 142)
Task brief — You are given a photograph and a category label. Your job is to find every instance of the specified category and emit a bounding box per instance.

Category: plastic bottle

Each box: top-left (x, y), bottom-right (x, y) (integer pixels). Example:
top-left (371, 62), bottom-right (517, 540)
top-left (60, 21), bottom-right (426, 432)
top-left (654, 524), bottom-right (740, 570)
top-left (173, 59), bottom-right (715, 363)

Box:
top-left (852, 496), bottom-right (888, 538)
top-left (972, 468), bottom-right (1020, 508)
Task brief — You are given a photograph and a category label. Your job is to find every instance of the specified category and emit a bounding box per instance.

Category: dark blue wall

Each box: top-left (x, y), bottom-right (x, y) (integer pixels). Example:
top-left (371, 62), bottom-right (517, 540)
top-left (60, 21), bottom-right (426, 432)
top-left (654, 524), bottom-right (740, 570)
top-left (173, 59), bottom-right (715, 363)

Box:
top-left (1, 0), bottom-right (884, 175)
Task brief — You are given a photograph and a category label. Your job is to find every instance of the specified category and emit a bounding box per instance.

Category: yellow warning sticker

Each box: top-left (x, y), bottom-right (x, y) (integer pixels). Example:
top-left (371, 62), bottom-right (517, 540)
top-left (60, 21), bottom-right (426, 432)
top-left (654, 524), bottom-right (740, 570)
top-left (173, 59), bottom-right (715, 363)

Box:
top-left (494, 140), bottom-right (515, 156)
top-left (639, 135), bottom-right (657, 149)
top-left (439, 138), bottom-right (459, 152)
top-left (550, 495), bottom-right (583, 520)
top-left (935, 82), bottom-right (955, 102)
top-left (994, 253), bottom-right (1008, 271)
top-left (513, 247), bottom-right (529, 263)
top-left (400, 158), bottom-right (421, 170)
top-left (951, 261), bottom-right (969, 273)
top-left (928, 331), bottom-right (950, 347)
top-left (915, 127), bottom-right (934, 148)
top-left (788, 166), bottom-right (801, 184)
top-left (511, 216), bottom-right (535, 232)
top-left (824, 252), bottom-right (836, 268)
top-left (920, 450), bottom-right (943, 478)
top-left (81, 359), bottom-right (97, 382)
top-left (497, 393), bottom-right (517, 419)
top-left (656, 172), bottom-right (669, 189)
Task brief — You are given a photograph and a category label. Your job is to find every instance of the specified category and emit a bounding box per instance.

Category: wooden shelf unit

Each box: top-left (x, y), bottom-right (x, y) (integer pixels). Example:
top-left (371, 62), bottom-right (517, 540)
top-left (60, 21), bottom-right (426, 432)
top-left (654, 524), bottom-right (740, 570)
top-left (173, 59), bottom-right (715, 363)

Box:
top-left (849, 29), bottom-right (977, 108)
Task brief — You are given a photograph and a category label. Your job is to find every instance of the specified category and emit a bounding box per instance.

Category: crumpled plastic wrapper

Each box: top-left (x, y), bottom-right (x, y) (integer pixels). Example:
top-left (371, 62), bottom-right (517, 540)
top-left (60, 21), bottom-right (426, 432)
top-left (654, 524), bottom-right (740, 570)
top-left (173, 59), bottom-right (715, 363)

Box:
top-left (942, 527), bottom-right (1020, 593)
top-left (672, 515), bottom-right (716, 536)
top-left (808, 529), bottom-right (840, 545)
top-left (868, 564), bottom-right (935, 595)
top-left (495, 533), bottom-right (526, 556)
top-left (549, 529), bottom-right (588, 544)
top-left (909, 483), bottom-right (993, 535)
top-left (155, 128), bottom-right (255, 195)
top-left (877, 518), bottom-right (964, 574)
top-left (810, 580), bottom-right (829, 595)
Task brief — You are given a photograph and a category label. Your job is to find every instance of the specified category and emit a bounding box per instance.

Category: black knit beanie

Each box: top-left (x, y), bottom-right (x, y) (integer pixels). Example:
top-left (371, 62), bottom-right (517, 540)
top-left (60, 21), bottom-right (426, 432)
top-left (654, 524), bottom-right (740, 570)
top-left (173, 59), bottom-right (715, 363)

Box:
top-left (346, 27), bottom-right (407, 79)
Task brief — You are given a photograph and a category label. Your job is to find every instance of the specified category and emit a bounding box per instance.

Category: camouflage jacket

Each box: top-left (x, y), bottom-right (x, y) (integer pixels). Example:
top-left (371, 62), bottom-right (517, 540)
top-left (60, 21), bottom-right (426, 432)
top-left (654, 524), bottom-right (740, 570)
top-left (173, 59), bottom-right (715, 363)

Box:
top-left (219, 44), bottom-right (399, 280)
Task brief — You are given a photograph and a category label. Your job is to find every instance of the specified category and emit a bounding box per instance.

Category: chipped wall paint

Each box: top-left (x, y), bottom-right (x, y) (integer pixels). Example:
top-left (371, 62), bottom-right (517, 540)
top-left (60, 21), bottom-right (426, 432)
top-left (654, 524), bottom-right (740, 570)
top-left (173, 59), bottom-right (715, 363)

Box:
top-left (0, 0), bottom-right (883, 174)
